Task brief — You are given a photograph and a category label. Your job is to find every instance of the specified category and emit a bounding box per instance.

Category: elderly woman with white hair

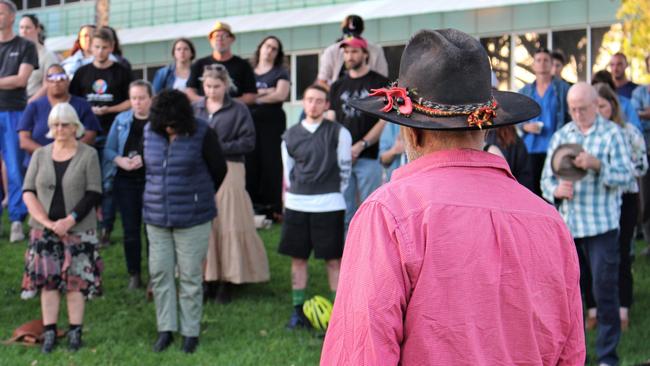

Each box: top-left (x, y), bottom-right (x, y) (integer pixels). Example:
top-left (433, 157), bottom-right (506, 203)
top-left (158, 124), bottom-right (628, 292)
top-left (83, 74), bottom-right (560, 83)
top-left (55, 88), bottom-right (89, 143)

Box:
top-left (21, 102), bottom-right (103, 354)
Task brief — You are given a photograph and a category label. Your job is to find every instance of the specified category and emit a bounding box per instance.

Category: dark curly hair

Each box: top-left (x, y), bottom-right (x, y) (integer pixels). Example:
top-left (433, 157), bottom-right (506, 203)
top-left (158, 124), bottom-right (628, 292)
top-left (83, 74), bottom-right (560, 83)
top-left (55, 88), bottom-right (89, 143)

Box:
top-left (149, 90), bottom-right (196, 136)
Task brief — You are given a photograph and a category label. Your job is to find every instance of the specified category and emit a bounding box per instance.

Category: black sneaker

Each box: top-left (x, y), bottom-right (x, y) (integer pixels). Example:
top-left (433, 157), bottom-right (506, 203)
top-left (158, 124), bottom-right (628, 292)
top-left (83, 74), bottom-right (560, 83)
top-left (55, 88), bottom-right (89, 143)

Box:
top-left (68, 327), bottom-right (82, 352)
top-left (181, 336), bottom-right (199, 353)
top-left (286, 307), bottom-right (311, 330)
top-left (152, 331), bottom-right (173, 352)
top-left (41, 329), bottom-right (57, 354)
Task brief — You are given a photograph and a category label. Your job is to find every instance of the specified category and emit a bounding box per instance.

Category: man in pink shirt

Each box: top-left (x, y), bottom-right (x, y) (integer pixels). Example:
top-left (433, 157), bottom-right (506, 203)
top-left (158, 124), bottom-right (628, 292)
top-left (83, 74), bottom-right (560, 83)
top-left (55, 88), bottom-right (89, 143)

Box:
top-left (321, 29), bottom-right (585, 365)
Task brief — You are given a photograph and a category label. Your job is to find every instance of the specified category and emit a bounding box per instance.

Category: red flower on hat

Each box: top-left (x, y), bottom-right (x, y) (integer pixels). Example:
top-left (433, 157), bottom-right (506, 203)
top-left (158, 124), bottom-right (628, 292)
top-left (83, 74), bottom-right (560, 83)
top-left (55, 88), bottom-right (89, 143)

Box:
top-left (467, 103), bottom-right (497, 129)
top-left (369, 86), bottom-right (413, 115)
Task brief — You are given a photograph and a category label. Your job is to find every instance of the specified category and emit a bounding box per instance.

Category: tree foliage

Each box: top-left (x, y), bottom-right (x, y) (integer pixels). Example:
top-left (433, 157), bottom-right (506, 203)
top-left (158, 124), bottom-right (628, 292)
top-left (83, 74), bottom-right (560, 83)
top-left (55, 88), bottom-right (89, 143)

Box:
top-left (617, 0), bottom-right (650, 81)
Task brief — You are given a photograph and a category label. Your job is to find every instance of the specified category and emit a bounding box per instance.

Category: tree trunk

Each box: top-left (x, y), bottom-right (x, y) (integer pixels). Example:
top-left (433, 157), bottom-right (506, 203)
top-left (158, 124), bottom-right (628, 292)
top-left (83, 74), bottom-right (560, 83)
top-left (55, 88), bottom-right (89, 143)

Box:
top-left (95, 0), bottom-right (110, 28)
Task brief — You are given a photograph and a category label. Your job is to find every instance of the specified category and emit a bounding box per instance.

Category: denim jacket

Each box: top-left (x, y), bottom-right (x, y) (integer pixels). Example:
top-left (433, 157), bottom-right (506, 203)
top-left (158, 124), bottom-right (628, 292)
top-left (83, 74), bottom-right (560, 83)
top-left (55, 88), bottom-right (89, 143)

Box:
top-left (152, 64), bottom-right (176, 94)
top-left (102, 110), bottom-right (135, 191)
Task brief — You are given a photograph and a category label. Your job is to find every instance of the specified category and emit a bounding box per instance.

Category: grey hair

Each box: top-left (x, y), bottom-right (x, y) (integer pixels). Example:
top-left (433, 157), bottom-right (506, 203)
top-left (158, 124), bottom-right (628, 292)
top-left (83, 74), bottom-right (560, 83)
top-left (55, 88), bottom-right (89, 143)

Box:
top-left (0, 0), bottom-right (17, 14)
top-left (46, 102), bottom-right (85, 139)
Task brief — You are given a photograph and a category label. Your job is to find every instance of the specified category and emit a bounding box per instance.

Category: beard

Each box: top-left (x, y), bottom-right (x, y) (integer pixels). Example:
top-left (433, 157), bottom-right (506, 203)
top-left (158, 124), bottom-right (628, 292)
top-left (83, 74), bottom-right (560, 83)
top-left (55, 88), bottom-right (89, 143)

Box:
top-left (345, 59), bottom-right (364, 71)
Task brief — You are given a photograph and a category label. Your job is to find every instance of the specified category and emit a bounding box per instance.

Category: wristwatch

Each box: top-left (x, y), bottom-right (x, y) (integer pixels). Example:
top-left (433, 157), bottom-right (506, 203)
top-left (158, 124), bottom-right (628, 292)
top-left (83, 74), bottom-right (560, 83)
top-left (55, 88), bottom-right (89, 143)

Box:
top-left (361, 139), bottom-right (369, 149)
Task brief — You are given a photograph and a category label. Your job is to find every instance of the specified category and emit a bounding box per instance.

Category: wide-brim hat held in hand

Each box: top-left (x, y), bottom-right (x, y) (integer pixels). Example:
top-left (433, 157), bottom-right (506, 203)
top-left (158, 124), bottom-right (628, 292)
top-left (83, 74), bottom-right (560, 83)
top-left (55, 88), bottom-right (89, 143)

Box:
top-left (348, 28), bottom-right (541, 130)
top-left (551, 143), bottom-right (588, 181)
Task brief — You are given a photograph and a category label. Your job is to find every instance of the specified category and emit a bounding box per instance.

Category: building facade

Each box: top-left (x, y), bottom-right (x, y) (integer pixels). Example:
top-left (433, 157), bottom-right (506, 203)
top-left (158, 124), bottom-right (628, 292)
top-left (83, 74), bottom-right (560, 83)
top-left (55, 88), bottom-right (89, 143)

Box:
top-left (15, 0), bottom-right (623, 121)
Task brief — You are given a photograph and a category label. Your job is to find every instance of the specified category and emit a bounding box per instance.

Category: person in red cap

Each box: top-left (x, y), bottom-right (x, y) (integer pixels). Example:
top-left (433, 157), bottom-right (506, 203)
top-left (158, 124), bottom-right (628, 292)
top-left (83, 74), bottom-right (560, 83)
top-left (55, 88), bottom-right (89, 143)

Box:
top-left (321, 28), bottom-right (584, 365)
top-left (327, 36), bottom-right (389, 234)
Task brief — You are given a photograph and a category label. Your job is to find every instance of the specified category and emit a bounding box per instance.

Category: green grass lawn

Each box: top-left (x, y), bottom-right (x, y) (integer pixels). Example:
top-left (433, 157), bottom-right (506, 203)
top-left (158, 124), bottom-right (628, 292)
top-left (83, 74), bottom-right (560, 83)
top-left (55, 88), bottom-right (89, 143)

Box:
top-left (0, 219), bottom-right (649, 365)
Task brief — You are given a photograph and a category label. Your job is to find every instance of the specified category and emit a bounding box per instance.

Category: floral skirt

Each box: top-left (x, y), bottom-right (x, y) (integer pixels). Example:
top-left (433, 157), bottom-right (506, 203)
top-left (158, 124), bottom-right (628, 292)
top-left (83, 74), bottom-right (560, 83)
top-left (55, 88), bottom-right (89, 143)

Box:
top-left (21, 229), bottom-right (104, 299)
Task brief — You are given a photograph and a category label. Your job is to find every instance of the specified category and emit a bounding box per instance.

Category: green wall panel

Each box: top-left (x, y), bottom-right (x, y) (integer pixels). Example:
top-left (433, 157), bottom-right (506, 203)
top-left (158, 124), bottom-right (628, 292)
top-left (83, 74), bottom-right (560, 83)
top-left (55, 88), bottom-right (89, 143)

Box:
top-left (362, 19), bottom-right (380, 44)
top-left (476, 7), bottom-right (512, 35)
top-left (512, 3), bottom-right (549, 31)
top-left (410, 13), bottom-right (443, 34)
top-left (379, 17), bottom-right (410, 43)
top-left (550, 0), bottom-right (588, 27)
top-left (319, 23), bottom-right (341, 48)
top-left (588, 0), bottom-right (619, 23)
top-left (443, 11), bottom-right (477, 34)
top-left (291, 26), bottom-right (320, 51)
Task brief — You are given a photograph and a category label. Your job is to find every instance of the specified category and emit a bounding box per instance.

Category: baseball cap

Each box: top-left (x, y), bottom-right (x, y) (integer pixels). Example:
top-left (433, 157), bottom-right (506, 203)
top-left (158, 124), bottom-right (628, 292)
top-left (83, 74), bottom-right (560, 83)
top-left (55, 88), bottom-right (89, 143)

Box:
top-left (339, 36), bottom-right (368, 50)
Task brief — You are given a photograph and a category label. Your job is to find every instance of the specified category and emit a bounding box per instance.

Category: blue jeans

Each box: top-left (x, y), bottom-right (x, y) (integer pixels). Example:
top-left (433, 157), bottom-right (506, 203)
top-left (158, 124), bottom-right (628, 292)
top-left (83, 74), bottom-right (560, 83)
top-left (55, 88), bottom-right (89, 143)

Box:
top-left (575, 229), bottom-right (620, 366)
top-left (0, 111), bottom-right (27, 222)
top-left (114, 174), bottom-right (146, 275)
top-left (344, 157), bottom-right (382, 229)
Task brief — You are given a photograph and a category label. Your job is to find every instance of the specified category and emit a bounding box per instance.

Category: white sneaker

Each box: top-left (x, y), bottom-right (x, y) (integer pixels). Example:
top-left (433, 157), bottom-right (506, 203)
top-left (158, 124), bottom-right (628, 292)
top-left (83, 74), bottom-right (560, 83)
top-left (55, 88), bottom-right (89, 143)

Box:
top-left (10, 221), bottom-right (25, 242)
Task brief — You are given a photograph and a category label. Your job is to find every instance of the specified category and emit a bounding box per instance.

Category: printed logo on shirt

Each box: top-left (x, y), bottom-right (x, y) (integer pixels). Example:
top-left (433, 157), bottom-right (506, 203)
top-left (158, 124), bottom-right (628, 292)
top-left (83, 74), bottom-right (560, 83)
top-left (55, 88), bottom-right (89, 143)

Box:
top-left (339, 89), bottom-right (370, 119)
top-left (92, 79), bottom-right (108, 94)
top-left (8, 51), bottom-right (19, 57)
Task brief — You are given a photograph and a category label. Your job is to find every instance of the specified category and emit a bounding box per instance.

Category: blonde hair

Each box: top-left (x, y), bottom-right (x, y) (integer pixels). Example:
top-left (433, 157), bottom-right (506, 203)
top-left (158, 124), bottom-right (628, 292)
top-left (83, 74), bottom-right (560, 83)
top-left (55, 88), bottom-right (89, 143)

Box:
top-left (46, 102), bottom-right (85, 139)
top-left (201, 65), bottom-right (232, 88)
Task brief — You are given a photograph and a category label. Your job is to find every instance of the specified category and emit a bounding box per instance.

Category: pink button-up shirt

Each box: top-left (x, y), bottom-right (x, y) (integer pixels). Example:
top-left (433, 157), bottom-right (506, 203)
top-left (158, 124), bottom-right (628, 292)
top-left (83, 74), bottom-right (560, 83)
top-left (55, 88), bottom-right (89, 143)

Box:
top-left (321, 149), bottom-right (584, 366)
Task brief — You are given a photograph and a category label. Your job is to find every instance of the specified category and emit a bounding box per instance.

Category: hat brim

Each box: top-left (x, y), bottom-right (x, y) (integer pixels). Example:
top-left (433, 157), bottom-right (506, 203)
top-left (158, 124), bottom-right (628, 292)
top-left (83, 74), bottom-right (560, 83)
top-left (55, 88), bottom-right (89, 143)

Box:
top-left (551, 143), bottom-right (587, 181)
top-left (348, 90), bottom-right (541, 130)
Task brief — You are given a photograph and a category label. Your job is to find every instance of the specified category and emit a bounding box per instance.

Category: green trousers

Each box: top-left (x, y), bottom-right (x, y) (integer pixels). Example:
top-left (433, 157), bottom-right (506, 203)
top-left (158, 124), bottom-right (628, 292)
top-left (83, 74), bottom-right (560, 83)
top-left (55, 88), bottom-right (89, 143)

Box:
top-left (147, 221), bottom-right (211, 337)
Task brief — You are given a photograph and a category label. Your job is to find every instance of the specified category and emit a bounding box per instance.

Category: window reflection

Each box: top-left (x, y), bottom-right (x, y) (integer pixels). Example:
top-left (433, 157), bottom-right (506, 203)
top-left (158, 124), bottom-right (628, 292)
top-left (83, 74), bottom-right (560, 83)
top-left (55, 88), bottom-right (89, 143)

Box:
top-left (513, 32), bottom-right (548, 90)
top-left (552, 29), bottom-right (587, 83)
top-left (480, 35), bottom-right (511, 91)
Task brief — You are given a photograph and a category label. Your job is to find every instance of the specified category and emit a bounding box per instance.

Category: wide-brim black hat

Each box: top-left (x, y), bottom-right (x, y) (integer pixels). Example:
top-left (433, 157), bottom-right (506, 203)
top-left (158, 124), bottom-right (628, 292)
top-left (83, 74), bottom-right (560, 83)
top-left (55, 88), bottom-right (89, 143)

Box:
top-left (551, 143), bottom-right (587, 181)
top-left (348, 29), bottom-right (541, 130)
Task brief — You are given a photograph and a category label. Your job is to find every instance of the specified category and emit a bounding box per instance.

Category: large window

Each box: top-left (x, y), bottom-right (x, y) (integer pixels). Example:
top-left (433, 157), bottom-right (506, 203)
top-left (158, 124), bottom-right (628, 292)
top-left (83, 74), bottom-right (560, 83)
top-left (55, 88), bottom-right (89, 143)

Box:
top-left (481, 35), bottom-right (511, 91)
top-left (552, 29), bottom-right (587, 83)
top-left (512, 32), bottom-right (548, 90)
top-left (591, 25), bottom-right (619, 76)
top-left (295, 54), bottom-right (318, 100)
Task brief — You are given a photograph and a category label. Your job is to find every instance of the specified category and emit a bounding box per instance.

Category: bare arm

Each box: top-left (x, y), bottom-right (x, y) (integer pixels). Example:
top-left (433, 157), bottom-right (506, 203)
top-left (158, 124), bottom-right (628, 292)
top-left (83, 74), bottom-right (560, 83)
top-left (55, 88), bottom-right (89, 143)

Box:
top-left (105, 100), bottom-right (131, 114)
top-left (361, 120), bottom-right (387, 146)
top-left (18, 131), bottom-right (42, 154)
top-left (639, 107), bottom-right (650, 120)
top-left (80, 130), bottom-right (97, 146)
top-left (255, 79), bottom-right (289, 104)
top-left (23, 191), bottom-right (55, 229)
top-left (27, 84), bottom-right (48, 104)
top-left (0, 64), bottom-right (34, 89)
top-left (185, 87), bottom-right (202, 103)
top-left (237, 92), bottom-right (258, 106)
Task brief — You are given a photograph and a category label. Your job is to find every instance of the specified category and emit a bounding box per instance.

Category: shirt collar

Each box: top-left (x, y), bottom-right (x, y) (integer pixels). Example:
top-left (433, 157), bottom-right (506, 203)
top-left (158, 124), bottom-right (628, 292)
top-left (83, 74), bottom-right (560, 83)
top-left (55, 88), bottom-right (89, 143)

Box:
top-left (565, 114), bottom-right (606, 136)
top-left (391, 148), bottom-right (516, 182)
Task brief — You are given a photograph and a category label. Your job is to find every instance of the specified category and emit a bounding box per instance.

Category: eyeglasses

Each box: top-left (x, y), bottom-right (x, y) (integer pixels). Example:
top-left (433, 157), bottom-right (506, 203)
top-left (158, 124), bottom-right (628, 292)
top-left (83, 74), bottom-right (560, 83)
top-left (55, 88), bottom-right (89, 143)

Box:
top-left (211, 33), bottom-right (231, 40)
top-left (46, 73), bottom-right (68, 82)
top-left (51, 122), bottom-right (72, 128)
top-left (204, 64), bottom-right (226, 72)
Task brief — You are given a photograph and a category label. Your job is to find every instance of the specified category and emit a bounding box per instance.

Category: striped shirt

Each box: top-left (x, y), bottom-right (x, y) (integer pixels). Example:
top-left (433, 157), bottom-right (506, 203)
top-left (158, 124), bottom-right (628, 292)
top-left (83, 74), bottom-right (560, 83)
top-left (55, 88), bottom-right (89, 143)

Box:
top-left (541, 115), bottom-right (632, 238)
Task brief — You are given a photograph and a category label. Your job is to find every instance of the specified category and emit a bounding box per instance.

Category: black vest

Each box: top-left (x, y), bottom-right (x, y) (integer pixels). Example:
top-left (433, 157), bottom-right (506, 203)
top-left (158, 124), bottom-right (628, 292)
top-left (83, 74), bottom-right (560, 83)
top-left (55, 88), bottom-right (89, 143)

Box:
top-left (283, 120), bottom-right (341, 195)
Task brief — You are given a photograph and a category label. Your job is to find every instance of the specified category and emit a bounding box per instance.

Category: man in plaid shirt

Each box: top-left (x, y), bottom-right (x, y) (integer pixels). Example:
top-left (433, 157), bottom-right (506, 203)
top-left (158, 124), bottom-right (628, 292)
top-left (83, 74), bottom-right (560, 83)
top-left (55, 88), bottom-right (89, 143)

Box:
top-left (541, 82), bottom-right (632, 366)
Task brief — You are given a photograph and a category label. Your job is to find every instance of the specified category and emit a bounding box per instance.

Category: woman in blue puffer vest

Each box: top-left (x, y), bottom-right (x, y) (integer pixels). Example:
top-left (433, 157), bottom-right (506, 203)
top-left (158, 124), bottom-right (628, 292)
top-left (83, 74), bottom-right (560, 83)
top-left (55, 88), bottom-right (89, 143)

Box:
top-left (143, 89), bottom-right (227, 354)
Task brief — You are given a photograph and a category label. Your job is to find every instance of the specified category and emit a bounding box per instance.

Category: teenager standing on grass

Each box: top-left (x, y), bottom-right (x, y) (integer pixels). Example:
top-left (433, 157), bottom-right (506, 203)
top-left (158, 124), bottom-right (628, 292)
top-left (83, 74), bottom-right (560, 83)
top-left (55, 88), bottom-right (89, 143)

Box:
top-left (144, 90), bottom-right (227, 354)
top-left (279, 84), bottom-right (351, 329)
top-left (193, 66), bottom-right (269, 304)
top-left (103, 80), bottom-right (153, 291)
top-left (21, 102), bottom-right (103, 353)
top-left (245, 36), bottom-right (290, 221)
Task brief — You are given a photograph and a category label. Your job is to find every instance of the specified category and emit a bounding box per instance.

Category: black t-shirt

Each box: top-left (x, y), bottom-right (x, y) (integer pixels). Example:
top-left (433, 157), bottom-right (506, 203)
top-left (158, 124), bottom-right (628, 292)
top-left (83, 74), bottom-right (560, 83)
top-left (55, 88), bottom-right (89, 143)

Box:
top-left (69, 62), bottom-right (133, 134)
top-left (330, 70), bottom-right (389, 159)
top-left (117, 116), bottom-right (147, 179)
top-left (186, 55), bottom-right (257, 98)
top-left (254, 66), bottom-right (289, 108)
top-left (0, 36), bottom-right (38, 110)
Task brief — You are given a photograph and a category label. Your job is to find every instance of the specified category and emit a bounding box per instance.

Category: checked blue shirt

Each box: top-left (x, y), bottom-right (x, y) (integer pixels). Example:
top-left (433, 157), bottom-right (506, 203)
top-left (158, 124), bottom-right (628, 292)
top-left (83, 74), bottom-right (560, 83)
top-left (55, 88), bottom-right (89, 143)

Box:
top-left (541, 115), bottom-right (632, 239)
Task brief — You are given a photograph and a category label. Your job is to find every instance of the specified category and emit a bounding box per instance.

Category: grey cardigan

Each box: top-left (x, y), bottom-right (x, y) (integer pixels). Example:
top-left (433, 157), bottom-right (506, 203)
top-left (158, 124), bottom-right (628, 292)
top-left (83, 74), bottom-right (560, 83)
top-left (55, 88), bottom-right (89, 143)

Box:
top-left (23, 142), bottom-right (102, 232)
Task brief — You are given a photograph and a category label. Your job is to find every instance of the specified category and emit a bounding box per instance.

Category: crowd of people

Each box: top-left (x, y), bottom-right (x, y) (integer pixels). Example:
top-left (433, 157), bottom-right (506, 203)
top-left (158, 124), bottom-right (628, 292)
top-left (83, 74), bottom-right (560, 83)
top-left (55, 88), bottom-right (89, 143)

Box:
top-left (2, 0), bottom-right (650, 362)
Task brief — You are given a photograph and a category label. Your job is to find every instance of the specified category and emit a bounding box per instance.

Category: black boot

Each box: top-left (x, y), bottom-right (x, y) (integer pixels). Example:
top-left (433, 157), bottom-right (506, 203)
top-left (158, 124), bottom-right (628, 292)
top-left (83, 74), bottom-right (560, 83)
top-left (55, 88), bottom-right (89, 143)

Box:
top-left (181, 336), bottom-right (199, 353)
top-left (41, 329), bottom-right (57, 354)
top-left (215, 282), bottom-right (232, 304)
top-left (67, 326), bottom-right (83, 352)
top-left (152, 331), bottom-right (173, 352)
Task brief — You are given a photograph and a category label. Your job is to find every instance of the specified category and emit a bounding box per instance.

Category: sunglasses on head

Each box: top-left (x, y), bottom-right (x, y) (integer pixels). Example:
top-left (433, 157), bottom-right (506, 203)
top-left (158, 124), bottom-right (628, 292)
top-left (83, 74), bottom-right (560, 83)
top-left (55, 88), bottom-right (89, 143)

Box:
top-left (46, 73), bottom-right (68, 82)
top-left (204, 64), bottom-right (226, 72)
top-left (51, 122), bottom-right (72, 128)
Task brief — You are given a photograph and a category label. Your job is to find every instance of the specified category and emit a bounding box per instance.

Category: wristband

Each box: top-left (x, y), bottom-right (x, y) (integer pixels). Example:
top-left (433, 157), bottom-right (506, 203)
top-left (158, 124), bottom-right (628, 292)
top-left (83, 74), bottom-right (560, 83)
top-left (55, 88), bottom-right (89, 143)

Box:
top-left (70, 211), bottom-right (79, 222)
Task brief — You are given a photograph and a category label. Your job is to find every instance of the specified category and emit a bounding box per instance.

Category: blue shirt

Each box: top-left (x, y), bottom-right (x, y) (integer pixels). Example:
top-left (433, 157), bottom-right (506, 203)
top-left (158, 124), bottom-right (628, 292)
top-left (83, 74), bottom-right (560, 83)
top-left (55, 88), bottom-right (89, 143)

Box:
top-left (541, 115), bottom-right (632, 238)
top-left (523, 85), bottom-right (558, 154)
top-left (17, 95), bottom-right (102, 160)
top-left (378, 123), bottom-right (405, 181)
